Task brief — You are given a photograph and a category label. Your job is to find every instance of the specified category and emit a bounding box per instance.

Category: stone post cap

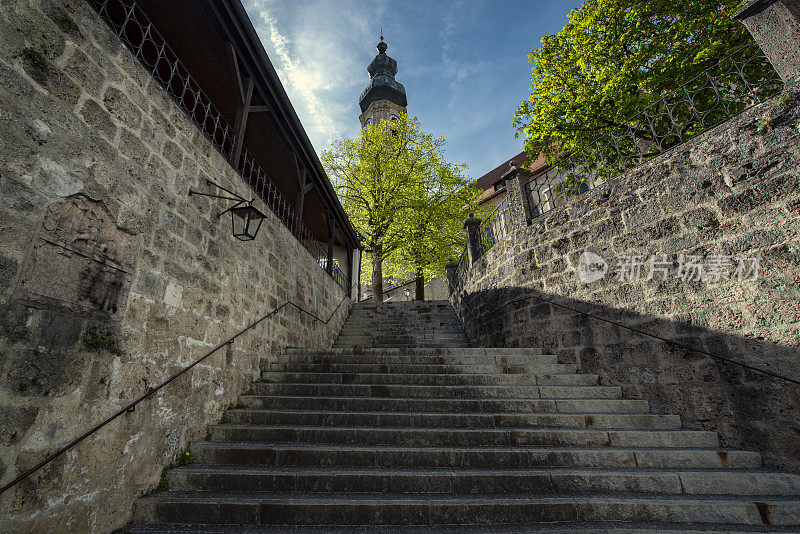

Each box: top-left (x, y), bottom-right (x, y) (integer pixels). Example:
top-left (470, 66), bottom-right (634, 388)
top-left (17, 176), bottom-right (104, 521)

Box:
top-left (733, 0), bottom-right (780, 19)
top-left (463, 213), bottom-right (482, 228)
top-left (733, 0), bottom-right (800, 83)
top-left (501, 162), bottom-right (534, 181)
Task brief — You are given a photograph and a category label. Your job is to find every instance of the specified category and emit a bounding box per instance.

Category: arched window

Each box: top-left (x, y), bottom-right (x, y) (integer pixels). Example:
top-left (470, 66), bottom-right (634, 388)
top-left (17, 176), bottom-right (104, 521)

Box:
top-left (364, 118), bottom-right (372, 126)
top-left (389, 115), bottom-right (399, 122)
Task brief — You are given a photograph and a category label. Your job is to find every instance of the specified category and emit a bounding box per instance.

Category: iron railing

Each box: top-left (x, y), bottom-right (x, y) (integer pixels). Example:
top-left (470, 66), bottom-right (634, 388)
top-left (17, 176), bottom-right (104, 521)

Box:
top-left (478, 207), bottom-right (498, 256)
top-left (88, 0), bottom-right (348, 293)
top-left (330, 264), bottom-right (351, 295)
top-left (464, 43), bottom-right (783, 278)
top-left (478, 196), bottom-right (511, 256)
top-left (453, 247), bottom-right (468, 291)
top-left (551, 43), bottom-right (782, 194)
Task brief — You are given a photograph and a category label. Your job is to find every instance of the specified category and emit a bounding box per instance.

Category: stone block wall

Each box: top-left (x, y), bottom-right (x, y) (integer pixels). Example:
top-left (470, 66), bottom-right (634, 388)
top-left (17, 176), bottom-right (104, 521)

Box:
top-left (451, 91), bottom-right (800, 472)
top-left (0, 1), bottom-right (350, 532)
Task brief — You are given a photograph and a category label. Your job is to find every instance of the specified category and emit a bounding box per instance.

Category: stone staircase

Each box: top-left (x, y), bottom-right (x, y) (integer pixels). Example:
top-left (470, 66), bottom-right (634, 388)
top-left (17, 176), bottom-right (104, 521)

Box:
top-left (332, 300), bottom-right (470, 348)
top-left (125, 301), bottom-right (800, 532)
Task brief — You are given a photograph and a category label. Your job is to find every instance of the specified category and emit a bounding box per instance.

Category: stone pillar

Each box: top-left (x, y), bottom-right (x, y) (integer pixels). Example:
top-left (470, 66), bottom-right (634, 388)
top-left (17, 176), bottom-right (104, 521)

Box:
top-left (445, 259), bottom-right (459, 295)
top-left (502, 161), bottom-right (535, 227)
top-left (463, 213), bottom-right (483, 265)
top-left (735, 0), bottom-right (800, 84)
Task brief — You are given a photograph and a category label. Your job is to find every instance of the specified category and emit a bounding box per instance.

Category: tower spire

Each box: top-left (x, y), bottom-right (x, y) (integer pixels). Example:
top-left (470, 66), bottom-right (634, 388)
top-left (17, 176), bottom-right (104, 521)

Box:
top-left (358, 34), bottom-right (407, 125)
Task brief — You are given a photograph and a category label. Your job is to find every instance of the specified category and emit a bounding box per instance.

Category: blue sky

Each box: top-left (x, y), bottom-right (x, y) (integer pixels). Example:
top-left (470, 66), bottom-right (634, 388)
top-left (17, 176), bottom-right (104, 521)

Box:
top-left (243, 0), bottom-right (583, 180)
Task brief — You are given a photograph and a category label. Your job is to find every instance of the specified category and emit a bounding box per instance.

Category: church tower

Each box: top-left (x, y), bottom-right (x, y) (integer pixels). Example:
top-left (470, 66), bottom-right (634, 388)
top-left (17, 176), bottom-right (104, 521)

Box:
top-left (358, 37), bottom-right (407, 127)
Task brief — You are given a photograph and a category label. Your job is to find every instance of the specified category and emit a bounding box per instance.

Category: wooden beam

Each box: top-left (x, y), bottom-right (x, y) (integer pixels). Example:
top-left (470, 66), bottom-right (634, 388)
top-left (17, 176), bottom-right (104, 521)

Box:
top-left (293, 152), bottom-right (314, 217)
top-left (230, 77), bottom-right (254, 169)
top-left (249, 105), bottom-right (269, 113)
top-left (226, 42), bottom-right (244, 104)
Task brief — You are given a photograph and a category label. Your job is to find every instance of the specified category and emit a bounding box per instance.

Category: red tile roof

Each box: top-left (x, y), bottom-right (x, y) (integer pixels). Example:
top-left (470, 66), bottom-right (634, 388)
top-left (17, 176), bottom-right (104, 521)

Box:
top-left (474, 150), bottom-right (550, 191)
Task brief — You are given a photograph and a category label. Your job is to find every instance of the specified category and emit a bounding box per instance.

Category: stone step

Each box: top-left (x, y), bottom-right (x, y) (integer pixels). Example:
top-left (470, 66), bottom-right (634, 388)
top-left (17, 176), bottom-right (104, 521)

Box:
top-left (334, 336), bottom-right (468, 342)
top-left (337, 326), bottom-right (465, 333)
top-left (348, 308), bottom-right (457, 315)
top-left (342, 322), bottom-right (463, 327)
top-left (341, 319), bottom-right (461, 324)
top-left (209, 425), bottom-right (720, 448)
top-left (193, 442), bottom-right (762, 470)
top-left (332, 343), bottom-right (472, 349)
top-left (334, 338), bottom-right (468, 344)
top-left (282, 348), bottom-right (544, 355)
top-left (348, 312), bottom-right (458, 316)
top-left (224, 410), bottom-right (680, 430)
top-left (262, 361), bottom-right (564, 374)
top-left (249, 383), bottom-right (623, 399)
top-left (238, 395), bottom-right (652, 414)
top-left (270, 359), bottom-right (573, 373)
top-left (332, 340), bottom-right (470, 346)
top-left (258, 372), bottom-right (600, 386)
top-left (339, 322), bottom-right (464, 328)
top-left (338, 325), bottom-right (463, 331)
top-left (132, 492), bottom-right (800, 526)
top-left (271, 355), bottom-right (568, 368)
top-left (120, 522), bottom-right (800, 533)
top-left (166, 466), bottom-right (800, 496)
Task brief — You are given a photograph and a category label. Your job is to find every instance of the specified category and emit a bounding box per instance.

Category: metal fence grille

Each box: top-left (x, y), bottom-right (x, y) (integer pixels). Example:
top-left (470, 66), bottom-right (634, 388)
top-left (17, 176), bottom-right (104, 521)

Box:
top-left (552, 44), bottom-right (783, 190)
top-left (478, 196), bottom-right (510, 256)
top-left (88, 0), bottom-right (347, 292)
top-left (454, 247), bottom-right (468, 290)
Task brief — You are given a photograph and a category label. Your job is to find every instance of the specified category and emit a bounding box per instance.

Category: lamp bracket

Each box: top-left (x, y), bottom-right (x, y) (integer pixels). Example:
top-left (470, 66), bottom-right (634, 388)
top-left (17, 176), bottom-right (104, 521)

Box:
top-left (188, 179), bottom-right (247, 204)
top-left (217, 200), bottom-right (246, 219)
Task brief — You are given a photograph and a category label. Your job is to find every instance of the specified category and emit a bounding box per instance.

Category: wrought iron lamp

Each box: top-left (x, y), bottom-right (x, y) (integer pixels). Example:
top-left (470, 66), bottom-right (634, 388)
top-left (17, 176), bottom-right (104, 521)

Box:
top-left (188, 179), bottom-right (265, 241)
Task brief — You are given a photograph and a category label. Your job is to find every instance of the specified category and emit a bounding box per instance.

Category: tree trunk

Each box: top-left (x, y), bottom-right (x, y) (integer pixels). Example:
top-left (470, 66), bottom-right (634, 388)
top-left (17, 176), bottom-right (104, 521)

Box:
top-left (371, 248), bottom-right (383, 303)
top-left (415, 269), bottom-right (424, 301)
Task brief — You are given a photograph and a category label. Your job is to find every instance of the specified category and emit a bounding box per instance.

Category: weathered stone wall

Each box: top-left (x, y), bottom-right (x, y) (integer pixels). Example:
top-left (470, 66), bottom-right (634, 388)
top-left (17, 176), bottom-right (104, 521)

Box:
top-left (0, 1), bottom-right (350, 532)
top-left (451, 91), bottom-right (800, 472)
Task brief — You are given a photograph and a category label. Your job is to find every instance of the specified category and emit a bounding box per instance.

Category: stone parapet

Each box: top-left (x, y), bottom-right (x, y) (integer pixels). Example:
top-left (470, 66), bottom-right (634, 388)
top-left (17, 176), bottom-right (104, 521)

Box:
top-left (735, 0), bottom-right (800, 84)
top-left (451, 92), bottom-right (800, 473)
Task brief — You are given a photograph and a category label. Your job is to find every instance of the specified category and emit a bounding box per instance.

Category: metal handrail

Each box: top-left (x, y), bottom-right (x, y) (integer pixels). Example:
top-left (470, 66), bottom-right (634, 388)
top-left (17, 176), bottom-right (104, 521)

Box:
top-left (453, 291), bottom-right (800, 387)
top-left (0, 282), bottom-right (357, 497)
top-left (361, 276), bottom-right (418, 302)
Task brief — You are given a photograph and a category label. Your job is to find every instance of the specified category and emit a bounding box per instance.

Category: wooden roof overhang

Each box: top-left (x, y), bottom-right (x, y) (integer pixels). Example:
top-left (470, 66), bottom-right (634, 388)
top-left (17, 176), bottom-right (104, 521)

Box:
top-left (131, 0), bottom-right (358, 250)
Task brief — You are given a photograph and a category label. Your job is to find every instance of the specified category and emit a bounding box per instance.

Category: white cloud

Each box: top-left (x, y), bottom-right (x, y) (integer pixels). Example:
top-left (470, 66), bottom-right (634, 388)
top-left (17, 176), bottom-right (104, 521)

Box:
top-left (244, 0), bottom-right (392, 154)
top-left (249, 1), bottom-right (343, 149)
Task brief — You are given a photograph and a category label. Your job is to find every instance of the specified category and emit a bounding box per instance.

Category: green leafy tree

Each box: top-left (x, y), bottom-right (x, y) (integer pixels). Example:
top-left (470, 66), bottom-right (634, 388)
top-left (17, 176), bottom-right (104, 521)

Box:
top-left (383, 161), bottom-right (476, 300)
top-left (322, 115), bottom-right (476, 302)
top-left (513, 0), bottom-right (774, 187)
